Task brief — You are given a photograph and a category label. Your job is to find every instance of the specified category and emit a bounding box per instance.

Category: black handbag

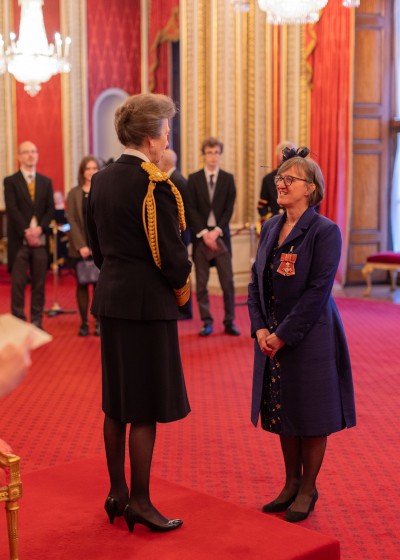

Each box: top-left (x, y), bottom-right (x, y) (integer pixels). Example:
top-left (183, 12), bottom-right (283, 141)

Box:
top-left (75, 258), bottom-right (100, 284)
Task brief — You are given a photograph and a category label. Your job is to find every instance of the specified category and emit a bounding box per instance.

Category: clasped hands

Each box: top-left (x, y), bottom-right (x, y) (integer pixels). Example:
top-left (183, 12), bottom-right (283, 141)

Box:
top-left (256, 328), bottom-right (285, 359)
top-left (24, 226), bottom-right (43, 247)
top-left (202, 228), bottom-right (221, 251)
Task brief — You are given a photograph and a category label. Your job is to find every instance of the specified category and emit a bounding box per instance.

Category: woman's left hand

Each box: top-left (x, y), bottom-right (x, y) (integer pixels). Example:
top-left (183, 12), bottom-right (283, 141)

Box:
top-left (265, 333), bottom-right (285, 359)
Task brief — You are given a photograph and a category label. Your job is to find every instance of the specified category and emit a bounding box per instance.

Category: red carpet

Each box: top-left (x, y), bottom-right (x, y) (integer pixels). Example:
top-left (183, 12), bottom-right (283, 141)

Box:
top-left (0, 267), bottom-right (400, 559)
top-left (2, 456), bottom-right (339, 559)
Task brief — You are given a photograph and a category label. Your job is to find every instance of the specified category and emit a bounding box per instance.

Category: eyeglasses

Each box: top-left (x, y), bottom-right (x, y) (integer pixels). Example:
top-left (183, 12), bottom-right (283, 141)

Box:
top-left (19, 150), bottom-right (38, 155)
top-left (274, 174), bottom-right (310, 187)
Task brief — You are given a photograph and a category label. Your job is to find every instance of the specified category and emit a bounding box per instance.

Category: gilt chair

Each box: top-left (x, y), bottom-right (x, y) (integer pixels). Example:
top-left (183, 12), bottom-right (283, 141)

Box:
top-left (361, 251), bottom-right (400, 296)
top-left (0, 440), bottom-right (22, 560)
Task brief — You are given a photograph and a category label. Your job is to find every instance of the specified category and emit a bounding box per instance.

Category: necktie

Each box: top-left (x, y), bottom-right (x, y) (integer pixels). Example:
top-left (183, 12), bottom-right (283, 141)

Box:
top-left (210, 174), bottom-right (214, 190)
top-left (27, 175), bottom-right (35, 202)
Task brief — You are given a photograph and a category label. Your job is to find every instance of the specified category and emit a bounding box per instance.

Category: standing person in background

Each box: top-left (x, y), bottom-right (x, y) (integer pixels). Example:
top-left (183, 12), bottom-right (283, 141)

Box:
top-left (257, 141), bottom-right (297, 227)
top-left (4, 141), bottom-right (54, 329)
top-left (66, 156), bottom-right (100, 336)
top-left (50, 190), bottom-right (69, 271)
top-left (248, 147), bottom-right (356, 523)
top-left (185, 137), bottom-right (240, 337)
top-left (87, 93), bottom-right (191, 533)
top-left (159, 148), bottom-right (192, 320)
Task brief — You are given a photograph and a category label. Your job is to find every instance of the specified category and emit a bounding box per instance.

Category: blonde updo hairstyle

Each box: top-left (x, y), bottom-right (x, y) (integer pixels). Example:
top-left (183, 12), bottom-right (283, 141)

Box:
top-left (114, 93), bottom-right (176, 148)
top-left (278, 156), bottom-right (324, 208)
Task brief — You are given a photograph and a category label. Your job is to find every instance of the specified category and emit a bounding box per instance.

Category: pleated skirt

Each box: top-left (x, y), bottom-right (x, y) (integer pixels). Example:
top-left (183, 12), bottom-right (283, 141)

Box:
top-left (100, 316), bottom-right (190, 423)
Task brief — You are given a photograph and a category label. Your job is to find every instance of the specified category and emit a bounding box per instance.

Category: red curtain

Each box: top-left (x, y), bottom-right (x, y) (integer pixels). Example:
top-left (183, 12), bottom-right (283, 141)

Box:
top-left (149, 0), bottom-right (180, 93)
top-left (308, 3), bottom-right (353, 282)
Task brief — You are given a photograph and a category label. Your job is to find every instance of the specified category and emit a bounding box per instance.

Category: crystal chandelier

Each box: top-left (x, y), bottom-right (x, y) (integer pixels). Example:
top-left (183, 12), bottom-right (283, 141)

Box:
top-left (230, 0), bottom-right (251, 12)
top-left (257, 1), bottom-right (328, 24)
top-left (0, 0), bottom-right (71, 97)
top-left (229, 1), bottom-right (360, 24)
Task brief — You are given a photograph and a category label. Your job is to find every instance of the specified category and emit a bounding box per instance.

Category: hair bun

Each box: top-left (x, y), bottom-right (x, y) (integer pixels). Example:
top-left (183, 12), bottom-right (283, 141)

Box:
top-left (281, 146), bottom-right (310, 162)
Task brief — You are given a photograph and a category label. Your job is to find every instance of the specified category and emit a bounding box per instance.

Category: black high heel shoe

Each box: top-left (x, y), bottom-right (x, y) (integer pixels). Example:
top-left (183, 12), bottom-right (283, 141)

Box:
top-left (284, 490), bottom-right (319, 523)
top-left (262, 492), bottom-right (298, 513)
top-left (104, 496), bottom-right (128, 524)
top-left (123, 506), bottom-right (183, 533)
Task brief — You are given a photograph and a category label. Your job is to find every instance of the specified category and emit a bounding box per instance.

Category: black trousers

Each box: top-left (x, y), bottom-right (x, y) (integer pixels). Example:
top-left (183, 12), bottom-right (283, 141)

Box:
top-left (11, 245), bottom-right (48, 325)
top-left (193, 242), bottom-right (235, 325)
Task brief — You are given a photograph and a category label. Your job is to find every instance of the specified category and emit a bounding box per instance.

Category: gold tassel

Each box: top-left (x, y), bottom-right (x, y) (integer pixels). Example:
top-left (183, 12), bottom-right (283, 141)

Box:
top-left (141, 162), bottom-right (187, 270)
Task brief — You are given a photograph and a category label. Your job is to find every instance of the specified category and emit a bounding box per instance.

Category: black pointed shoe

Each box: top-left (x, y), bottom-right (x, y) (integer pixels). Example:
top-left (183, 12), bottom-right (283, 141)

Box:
top-left (104, 496), bottom-right (128, 524)
top-left (285, 490), bottom-right (319, 523)
top-left (123, 506), bottom-right (183, 533)
top-left (262, 492), bottom-right (298, 513)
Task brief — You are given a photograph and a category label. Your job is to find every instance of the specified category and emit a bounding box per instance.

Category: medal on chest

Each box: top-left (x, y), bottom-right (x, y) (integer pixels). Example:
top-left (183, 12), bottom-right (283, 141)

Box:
top-left (277, 246), bottom-right (297, 277)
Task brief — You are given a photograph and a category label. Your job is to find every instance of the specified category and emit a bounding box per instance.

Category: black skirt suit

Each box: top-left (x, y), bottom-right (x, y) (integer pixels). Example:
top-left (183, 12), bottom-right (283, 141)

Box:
top-left (86, 155), bottom-right (192, 423)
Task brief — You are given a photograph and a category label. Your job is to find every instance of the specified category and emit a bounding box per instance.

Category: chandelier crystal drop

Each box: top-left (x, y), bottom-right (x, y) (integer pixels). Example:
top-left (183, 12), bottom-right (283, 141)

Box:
top-left (257, 0), bottom-right (328, 24)
top-left (0, 0), bottom-right (71, 97)
top-left (230, 0), bottom-right (251, 12)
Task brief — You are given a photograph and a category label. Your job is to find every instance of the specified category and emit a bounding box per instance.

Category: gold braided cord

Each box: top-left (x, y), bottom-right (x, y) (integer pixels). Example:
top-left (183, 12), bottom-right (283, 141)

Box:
top-left (141, 162), bottom-right (187, 269)
top-left (174, 275), bottom-right (191, 306)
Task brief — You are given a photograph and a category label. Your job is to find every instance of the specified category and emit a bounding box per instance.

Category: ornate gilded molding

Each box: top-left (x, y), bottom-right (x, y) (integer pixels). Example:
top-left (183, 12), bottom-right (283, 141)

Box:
top-left (60, 0), bottom-right (89, 195)
top-left (0, 1), bottom-right (16, 209)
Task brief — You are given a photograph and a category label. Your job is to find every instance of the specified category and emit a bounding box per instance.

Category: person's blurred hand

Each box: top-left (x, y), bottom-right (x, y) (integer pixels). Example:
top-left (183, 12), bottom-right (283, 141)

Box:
top-left (0, 335), bottom-right (33, 398)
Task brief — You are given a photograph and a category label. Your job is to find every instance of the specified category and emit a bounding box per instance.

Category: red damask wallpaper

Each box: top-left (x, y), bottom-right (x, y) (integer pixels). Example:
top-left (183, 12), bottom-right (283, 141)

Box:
top-left (86, 0), bottom-right (141, 151)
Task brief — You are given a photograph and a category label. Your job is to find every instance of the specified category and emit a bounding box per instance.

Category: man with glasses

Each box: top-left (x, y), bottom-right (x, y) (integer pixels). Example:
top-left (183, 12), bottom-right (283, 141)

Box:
top-left (4, 141), bottom-right (54, 329)
top-left (185, 137), bottom-right (240, 337)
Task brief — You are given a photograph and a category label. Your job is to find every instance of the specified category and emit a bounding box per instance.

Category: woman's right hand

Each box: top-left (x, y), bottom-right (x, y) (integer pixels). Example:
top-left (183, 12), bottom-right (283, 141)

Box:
top-left (256, 328), bottom-right (271, 355)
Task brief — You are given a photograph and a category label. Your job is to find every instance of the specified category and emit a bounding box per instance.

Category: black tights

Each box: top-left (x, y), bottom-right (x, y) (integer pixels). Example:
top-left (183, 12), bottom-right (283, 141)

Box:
top-left (103, 415), bottom-right (168, 524)
top-left (274, 435), bottom-right (327, 512)
top-left (76, 283), bottom-right (96, 324)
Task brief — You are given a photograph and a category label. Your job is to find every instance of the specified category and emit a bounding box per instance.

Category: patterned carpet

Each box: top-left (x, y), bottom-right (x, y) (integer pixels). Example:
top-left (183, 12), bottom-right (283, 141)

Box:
top-left (0, 267), bottom-right (399, 559)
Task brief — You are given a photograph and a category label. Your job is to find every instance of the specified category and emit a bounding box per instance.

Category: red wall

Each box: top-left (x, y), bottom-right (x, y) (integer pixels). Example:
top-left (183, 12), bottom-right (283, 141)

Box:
top-left (13, 0), bottom-right (64, 191)
top-left (86, 0), bottom-right (141, 151)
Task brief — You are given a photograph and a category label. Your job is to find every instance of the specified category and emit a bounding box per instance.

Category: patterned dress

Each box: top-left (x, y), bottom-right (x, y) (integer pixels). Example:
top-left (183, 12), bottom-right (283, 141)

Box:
top-left (260, 242), bottom-right (282, 434)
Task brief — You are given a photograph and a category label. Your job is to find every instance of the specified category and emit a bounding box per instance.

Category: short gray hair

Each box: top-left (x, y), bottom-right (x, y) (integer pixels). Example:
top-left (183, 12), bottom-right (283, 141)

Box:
top-left (114, 93), bottom-right (176, 147)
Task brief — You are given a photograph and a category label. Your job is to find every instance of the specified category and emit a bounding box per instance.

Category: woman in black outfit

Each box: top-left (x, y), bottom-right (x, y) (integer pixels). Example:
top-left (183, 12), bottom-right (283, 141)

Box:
top-left (86, 93), bottom-right (191, 533)
top-left (66, 155), bottom-right (100, 336)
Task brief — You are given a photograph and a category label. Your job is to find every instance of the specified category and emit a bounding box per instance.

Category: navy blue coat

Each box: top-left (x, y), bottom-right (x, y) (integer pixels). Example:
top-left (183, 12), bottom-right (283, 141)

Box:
top-left (248, 207), bottom-right (356, 435)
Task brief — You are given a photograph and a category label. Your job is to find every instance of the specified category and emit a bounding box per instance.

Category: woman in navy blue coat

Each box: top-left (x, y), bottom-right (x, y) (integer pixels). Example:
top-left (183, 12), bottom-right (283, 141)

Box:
top-left (248, 148), bottom-right (356, 523)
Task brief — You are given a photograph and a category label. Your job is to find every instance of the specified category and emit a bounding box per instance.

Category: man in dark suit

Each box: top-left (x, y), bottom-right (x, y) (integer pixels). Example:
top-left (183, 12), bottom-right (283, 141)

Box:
top-left (185, 137), bottom-right (240, 336)
top-left (4, 141), bottom-right (54, 328)
top-left (159, 149), bottom-right (192, 320)
top-left (257, 141), bottom-right (296, 221)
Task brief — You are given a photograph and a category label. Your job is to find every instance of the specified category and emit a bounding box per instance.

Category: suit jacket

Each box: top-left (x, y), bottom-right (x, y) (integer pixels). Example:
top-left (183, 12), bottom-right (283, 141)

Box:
top-left (248, 207), bottom-right (356, 434)
top-left (4, 170), bottom-right (54, 271)
top-left (185, 168), bottom-right (236, 254)
top-left (257, 169), bottom-right (282, 217)
top-left (66, 186), bottom-right (88, 259)
top-left (86, 155), bottom-right (192, 321)
top-left (170, 168), bottom-right (191, 247)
